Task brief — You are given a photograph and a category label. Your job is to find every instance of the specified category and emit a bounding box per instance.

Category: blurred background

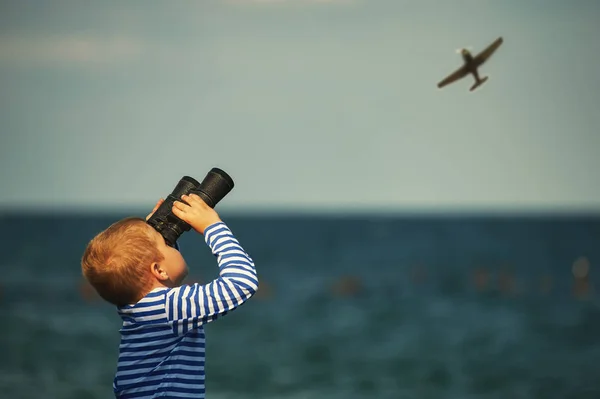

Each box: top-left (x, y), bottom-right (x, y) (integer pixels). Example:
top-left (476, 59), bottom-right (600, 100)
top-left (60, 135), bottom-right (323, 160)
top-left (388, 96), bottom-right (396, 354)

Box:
top-left (1, 1), bottom-right (599, 398)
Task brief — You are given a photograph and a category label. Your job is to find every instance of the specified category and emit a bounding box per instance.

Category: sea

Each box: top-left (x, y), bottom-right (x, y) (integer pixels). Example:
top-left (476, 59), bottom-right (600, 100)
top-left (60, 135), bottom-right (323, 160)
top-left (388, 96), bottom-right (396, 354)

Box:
top-left (1, 212), bottom-right (599, 399)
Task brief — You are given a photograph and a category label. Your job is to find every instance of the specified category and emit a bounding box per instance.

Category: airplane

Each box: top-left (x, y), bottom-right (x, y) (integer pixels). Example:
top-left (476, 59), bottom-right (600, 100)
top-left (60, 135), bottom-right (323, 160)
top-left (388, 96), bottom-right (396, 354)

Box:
top-left (437, 37), bottom-right (503, 92)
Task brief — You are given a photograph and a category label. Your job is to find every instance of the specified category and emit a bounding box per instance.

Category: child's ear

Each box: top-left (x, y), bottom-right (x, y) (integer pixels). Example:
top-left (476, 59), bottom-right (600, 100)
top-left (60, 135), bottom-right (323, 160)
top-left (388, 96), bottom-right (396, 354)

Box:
top-left (150, 262), bottom-right (169, 281)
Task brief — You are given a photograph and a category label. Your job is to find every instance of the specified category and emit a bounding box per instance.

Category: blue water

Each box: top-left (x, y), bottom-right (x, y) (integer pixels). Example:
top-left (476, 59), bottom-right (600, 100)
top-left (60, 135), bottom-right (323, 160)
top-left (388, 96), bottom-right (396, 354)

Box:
top-left (1, 212), bottom-right (599, 398)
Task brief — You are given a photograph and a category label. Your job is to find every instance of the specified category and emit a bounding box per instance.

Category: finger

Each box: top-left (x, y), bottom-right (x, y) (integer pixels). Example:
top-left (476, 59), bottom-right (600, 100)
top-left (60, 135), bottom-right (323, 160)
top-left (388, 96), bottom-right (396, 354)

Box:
top-left (151, 198), bottom-right (164, 213)
top-left (146, 198), bottom-right (165, 220)
top-left (181, 194), bottom-right (200, 206)
top-left (171, 204), bottom-right (189, 220)
top-left (188, 193), bottom-right (208, 206)
top-left (171, 206), bottom-right (183, 218)
top-left (172, 200), bottom-right (189, 211)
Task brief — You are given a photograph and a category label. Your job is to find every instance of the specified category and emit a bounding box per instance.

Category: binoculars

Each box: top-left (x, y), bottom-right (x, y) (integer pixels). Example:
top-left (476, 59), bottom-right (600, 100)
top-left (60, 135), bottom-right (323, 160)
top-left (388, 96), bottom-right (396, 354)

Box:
top-left (146, 168), bottom-right (234, 247)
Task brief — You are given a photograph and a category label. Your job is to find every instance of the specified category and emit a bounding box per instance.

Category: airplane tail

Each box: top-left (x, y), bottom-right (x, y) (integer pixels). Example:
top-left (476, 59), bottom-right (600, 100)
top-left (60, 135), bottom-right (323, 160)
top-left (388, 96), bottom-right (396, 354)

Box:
top-left (470, 76), bottom-right (489, 92)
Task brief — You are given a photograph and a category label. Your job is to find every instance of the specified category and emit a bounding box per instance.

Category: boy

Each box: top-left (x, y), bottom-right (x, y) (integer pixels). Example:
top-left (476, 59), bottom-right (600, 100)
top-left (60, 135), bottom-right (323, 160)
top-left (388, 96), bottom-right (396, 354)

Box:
top-left (81, 193), bottom-right (259, 398)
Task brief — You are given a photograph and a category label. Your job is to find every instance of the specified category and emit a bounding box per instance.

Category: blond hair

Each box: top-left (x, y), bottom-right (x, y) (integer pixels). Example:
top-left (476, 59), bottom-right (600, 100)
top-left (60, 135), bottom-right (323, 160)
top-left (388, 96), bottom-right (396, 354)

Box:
top-left (81, 217), bottom-right (164, 306)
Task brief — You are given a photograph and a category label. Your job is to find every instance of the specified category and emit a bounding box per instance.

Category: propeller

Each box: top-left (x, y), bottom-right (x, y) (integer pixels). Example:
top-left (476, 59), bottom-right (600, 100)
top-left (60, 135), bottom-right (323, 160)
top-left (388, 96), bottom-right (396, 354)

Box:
top-left (455, 46), bottom-right (473, 54)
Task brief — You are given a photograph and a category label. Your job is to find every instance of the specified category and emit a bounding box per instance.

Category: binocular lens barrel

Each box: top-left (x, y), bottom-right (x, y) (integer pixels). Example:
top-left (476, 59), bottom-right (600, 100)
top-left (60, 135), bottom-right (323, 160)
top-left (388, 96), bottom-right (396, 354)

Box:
top-left (172, 176), bottom-right (201, 200)
top-left (146, 168), bottom-right (234, 247)
top-left (192, 168), bottom-right (234, 208)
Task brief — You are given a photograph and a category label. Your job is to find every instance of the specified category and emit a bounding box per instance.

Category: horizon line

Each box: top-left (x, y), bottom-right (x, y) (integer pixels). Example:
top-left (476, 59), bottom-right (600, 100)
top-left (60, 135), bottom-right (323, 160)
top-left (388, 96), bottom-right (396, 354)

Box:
top-left (2, 204), bottom-right (600, 219)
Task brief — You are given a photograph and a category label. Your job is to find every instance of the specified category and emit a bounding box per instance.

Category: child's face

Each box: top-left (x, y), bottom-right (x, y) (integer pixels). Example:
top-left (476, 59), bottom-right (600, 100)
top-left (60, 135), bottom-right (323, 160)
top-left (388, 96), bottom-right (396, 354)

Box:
top-left (149, 226), bottom-right (188, 286)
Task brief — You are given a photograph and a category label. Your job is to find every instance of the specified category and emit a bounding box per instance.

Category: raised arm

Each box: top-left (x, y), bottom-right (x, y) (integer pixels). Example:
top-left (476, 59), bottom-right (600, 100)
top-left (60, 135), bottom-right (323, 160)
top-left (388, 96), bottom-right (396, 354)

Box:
top-left (165, 221), bottom-right (258, 335)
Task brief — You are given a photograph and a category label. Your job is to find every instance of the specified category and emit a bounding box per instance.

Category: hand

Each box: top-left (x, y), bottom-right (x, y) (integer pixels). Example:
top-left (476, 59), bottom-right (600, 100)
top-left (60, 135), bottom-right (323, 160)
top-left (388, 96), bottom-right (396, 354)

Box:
top-left (172, 193), bottom-right (222, 234)
top-left (146, 198), bottom-right (164, 221)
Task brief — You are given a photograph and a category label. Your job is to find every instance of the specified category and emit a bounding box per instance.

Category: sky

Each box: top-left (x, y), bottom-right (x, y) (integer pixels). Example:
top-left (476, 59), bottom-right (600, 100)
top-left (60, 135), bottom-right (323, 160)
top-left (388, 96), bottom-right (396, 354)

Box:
top-left (1, 0), bottom-right (599, 214)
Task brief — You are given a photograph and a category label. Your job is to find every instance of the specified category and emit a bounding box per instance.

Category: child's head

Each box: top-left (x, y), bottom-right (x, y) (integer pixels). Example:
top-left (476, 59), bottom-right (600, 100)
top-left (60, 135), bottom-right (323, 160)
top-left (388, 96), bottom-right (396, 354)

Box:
top-left (81, 217), bottom-right (188, 306)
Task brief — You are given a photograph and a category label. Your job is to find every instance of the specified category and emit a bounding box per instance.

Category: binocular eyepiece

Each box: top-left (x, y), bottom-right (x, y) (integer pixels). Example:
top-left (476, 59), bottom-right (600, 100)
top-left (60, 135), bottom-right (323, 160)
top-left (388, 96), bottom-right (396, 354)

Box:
top-left (146, 168), bottom-right (234, 247)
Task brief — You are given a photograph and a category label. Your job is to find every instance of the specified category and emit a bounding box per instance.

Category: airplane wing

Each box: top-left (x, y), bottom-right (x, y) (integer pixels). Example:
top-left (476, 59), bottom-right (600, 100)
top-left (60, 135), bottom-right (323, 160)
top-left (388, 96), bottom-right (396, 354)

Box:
top-left (437, 65), bottom-right (469, 89)
top-left (473, 37), bottom-right (503, 67)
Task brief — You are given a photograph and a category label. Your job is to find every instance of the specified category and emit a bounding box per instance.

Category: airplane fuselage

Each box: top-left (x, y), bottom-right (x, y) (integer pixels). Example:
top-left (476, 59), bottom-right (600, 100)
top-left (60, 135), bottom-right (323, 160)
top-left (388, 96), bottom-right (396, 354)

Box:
top-left (460, 51), bottom-right (481, 81)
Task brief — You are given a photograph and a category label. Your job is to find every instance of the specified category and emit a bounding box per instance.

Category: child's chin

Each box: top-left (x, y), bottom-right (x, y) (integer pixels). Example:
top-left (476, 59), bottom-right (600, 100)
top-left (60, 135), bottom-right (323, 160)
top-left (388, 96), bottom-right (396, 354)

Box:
top-left (178, 271), bottom-right (189, 285)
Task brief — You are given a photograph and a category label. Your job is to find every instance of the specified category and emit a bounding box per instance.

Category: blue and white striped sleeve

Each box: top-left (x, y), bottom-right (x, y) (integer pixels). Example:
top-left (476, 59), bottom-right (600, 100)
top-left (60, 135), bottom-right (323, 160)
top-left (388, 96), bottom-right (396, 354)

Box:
top-left (165, 221), bottom-right (259, 336)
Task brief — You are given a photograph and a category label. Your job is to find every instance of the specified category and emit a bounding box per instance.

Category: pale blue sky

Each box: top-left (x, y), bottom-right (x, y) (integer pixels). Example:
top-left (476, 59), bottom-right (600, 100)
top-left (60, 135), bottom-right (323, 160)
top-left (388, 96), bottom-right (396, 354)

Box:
top-left (1, 0), bottom-right (599, 213)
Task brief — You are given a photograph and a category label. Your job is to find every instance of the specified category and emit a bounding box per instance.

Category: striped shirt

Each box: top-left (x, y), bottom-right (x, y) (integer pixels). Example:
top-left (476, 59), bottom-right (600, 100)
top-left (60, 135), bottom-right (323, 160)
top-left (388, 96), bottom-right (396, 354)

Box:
top-left (113, 222), bottom-right (258, 398)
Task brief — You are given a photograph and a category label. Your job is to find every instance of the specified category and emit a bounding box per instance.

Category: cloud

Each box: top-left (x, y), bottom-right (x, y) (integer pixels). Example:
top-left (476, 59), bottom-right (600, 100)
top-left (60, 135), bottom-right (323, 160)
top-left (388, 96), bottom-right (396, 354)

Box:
top-left (0, 34), bottom-right (145, 66)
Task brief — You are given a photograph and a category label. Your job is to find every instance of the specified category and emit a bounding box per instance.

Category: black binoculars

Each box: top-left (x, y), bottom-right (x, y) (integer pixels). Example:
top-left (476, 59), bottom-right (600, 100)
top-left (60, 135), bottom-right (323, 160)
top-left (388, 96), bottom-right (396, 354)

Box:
top-left (146, 168), bottom-right (234, 247)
